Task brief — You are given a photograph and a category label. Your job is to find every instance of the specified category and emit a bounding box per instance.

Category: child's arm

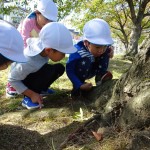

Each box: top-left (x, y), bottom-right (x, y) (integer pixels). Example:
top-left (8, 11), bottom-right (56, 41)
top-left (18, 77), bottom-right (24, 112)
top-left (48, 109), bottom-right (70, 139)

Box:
top-left (66, 59), bottom-right (83, 90)
top-left (66, 59), bottom-right (93, 91)
top-left (18, 19), bottom-right (32, 47)
top-left (66, 60), bottom-right (83, 89)
top-left (8, 63), bottom-right (33, 94)
top-left (80, 83), bottom-right (93, 91)
top-left (18, 18), bottom-right (39, 47)
top-left (9, 76), bottom-right (43, 107)
top-left (8, 63), bottom-right (43, 106)
top-left (10, 78), bottom-right (43, 107)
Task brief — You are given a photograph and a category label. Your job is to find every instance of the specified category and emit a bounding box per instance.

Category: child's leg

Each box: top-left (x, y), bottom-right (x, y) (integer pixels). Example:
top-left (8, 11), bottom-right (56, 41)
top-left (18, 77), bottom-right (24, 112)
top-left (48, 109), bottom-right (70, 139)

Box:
top-left (22, 63), bottom-right (65, 93)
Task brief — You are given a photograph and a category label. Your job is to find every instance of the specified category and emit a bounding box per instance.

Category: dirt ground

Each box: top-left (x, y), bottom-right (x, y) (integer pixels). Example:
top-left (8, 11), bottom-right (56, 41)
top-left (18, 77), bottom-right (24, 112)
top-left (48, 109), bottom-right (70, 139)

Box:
top-left (1, 57), bottom-right (140, 150)
top-left (0, 91), bottom-right (102, 150)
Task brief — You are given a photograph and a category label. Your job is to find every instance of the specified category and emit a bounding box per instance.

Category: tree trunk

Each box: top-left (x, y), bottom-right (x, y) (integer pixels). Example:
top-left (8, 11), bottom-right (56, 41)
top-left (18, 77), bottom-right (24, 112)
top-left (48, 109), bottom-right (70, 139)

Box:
top-left (86, 36), bottom-right (150, 129)
top-left (126, 25), bottom-right (141, 57)
top-left (83, 36), bottom-right (150, 149)
top-left (109, 38), bottom-right (149, 128)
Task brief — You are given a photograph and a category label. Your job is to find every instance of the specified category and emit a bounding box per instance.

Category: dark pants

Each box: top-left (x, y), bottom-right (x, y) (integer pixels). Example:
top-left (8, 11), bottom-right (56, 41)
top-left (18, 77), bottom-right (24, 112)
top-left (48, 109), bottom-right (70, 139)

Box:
top-left (22, 63), bottom-right (65, 93)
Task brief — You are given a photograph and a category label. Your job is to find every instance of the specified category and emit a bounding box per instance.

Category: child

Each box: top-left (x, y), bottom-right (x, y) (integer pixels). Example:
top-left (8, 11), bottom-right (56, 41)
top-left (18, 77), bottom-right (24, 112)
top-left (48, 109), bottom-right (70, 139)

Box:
top-left (66, 18), bottom-right (114, 97)
top-left (0, 20), bottom-right (26, 70)
top-left (18, 0), bottom-right (58, 47)
top-left (6, 0), bottom-right (58, 97)
top-left (8, 22), bottom-right (76, 109)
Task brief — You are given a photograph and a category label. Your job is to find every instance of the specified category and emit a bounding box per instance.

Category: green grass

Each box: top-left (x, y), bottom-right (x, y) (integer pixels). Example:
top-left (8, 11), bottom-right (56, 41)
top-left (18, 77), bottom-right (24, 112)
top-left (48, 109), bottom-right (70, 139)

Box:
top-left (0, 55), bottom-right (131, 113)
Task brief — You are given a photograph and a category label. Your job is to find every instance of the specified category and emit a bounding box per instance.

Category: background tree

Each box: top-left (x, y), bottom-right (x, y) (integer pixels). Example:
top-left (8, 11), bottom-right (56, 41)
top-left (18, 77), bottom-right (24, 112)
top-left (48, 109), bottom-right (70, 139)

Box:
top-left (68, 0), bottom-right (150, 56)
top-left (125, 0), bottom-right (150, 56)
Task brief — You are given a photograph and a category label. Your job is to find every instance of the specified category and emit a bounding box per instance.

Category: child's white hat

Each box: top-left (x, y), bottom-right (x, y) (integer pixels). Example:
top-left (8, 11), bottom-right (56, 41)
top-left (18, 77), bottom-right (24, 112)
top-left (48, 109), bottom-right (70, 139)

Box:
top-left (24, 22), bottom-right (77, 56)
top-left (37, 0), bottom-right (58, 21)
top-left (83, 18), bottom-right (114, 45)
top-left (0, 20), bottom-right (26, 63)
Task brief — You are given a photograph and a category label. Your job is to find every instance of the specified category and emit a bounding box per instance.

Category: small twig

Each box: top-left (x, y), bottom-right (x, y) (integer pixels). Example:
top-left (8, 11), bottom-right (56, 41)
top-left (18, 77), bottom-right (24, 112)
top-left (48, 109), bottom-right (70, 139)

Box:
top-left (142, 135), bottom-right (150, 140)
top-left (51, 138), bottom-right (56, 150)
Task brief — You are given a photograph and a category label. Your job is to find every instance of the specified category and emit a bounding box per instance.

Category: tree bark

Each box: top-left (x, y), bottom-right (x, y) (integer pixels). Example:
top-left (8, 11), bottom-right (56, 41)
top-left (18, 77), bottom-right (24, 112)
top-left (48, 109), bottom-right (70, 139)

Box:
top-left (86, 37), bottom-right (150, 129)
top-left (126, 26), bottom-right (141, 56)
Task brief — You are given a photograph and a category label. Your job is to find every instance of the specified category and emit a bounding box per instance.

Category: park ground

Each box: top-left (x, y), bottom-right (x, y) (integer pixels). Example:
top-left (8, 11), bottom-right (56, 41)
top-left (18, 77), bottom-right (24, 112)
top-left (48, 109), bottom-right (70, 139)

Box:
top-left (0, 55), bottom-right (132, 150)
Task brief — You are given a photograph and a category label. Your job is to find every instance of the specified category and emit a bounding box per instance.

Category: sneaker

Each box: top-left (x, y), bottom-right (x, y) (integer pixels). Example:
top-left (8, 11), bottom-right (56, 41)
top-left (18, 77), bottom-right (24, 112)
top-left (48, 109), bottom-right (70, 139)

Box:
top-left (22, 97), bottom-right (40, 109)
top-left (6, 82), bottom-right (18, 98)
top-left (95, 71), bottom-right (113, 86)
top-left (40, 88), bottom-right (55, 96)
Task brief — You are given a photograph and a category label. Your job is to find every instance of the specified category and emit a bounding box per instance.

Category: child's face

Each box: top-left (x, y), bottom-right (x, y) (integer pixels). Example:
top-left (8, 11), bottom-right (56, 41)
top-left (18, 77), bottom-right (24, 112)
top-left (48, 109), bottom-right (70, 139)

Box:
top-left (84, 41), bottom-right (107, 57)
top-left (50, 50), bottom-right (65, 62)
top-left (36, 13), bottom-right (51, 29)
top-left (42, 48), bottom-right (65, 62)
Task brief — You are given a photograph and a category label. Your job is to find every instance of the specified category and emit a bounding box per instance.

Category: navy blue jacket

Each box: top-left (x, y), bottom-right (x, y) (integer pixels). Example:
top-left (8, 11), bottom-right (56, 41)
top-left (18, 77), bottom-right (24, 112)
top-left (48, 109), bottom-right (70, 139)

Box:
top-left (66, 41), bottom-right (110, 90)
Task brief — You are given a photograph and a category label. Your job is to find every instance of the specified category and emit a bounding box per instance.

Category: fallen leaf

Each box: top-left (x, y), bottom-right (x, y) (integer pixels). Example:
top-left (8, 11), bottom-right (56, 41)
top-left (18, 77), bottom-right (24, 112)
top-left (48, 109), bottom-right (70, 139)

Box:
top-left (92, 131), bottom-right (103, 141)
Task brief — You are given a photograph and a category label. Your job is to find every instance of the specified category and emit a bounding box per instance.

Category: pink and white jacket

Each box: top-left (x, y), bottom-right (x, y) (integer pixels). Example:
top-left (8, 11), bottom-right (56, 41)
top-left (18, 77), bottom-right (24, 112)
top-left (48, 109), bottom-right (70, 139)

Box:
top-left (18, 12), bottom-right (40, 48)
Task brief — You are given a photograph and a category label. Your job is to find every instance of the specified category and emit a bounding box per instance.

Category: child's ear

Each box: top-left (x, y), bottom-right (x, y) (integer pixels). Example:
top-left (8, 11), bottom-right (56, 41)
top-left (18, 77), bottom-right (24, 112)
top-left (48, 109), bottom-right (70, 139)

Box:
top-left (42, 48), bottom-right (52, 56)
top-left (84, 40), bottom-right (90, 47)
top-left (45, 48), bottom-right (52, 53)
top-left (35, 10), bottom-right (41, 15)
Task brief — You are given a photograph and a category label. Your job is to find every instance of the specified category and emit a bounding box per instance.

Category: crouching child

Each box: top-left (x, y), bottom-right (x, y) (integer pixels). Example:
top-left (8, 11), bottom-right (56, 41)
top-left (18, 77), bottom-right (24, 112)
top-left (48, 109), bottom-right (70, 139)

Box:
top-left (66, 18), bottom-right (114, 98)
top-left (8, 22), bottom-right (76, 109)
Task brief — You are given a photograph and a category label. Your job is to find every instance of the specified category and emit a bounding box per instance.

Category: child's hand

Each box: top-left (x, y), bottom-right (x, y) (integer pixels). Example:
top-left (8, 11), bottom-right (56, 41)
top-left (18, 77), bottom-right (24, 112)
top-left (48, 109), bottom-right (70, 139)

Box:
top-left (80, 83), bottom-right (93, 91)
top-left (30, 93), bottom-right (43, 108)
top-left (108, 46), bottom-right (114, 58)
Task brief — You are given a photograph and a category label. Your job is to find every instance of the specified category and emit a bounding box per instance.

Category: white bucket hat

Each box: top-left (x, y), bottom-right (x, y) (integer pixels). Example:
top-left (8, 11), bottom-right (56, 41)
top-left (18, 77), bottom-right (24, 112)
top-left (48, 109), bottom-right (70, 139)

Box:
top-left (37, 0), bottom-right (58, 21)
top-left (83, 18), bottom-right (114, 45)
top-left (24, 22), bottom-right (77, 56)
top-left (0, 20), bottom-right (26, 63)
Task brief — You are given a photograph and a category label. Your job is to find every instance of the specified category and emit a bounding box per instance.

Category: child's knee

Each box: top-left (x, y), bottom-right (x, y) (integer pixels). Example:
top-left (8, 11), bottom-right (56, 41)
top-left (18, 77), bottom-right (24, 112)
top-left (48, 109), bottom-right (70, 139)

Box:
top-left (56, 63), bottom-right (65, 76)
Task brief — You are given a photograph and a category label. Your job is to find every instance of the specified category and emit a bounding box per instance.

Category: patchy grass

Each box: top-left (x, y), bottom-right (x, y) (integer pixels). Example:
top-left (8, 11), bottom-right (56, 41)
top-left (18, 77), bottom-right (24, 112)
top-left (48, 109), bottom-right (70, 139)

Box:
top-left (0, 55), bottom-right (131, 150)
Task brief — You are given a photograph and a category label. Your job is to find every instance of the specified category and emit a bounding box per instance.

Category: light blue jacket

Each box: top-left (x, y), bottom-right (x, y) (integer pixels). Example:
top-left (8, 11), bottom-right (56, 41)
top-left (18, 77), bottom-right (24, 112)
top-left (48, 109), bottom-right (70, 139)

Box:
top-left (8, 54), bottom-right (48, 94)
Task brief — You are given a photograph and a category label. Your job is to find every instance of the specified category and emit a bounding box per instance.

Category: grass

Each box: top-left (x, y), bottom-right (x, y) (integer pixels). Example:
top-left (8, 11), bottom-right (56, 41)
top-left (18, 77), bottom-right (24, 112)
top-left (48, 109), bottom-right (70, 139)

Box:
top-left (0, 55), bottom-right (131, 98)
top-left (0, 55), bottom-right (132, 150)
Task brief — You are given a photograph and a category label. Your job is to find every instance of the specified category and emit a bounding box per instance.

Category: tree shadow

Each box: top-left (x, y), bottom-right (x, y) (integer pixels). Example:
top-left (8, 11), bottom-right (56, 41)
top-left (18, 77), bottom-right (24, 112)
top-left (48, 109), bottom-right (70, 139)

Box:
top-left (0, 124), bottom-right (49, 150)
top-left (0, 120), bottom-right (97, 150)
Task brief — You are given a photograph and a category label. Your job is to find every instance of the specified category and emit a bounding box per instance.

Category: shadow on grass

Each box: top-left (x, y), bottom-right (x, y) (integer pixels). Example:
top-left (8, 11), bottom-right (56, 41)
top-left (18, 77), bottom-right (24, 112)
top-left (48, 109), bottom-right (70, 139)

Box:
top-left (0, 89), bottom-right (93, 123)
top-left (0, 57), bottom-right (134, 150)
top-left (0, 120), bottom-right (96, 150)
top-left (0, 56), bottom-right (131, 115)
top-left (0, 124), bottom-right (49, 150)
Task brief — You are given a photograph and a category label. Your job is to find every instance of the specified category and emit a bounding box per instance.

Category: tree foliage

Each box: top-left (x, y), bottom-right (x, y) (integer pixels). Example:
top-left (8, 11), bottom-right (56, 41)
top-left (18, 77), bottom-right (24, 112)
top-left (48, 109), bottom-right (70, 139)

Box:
top-left (0, 0), bottom-right (83, 21)
top-left (66, 0), bottom-right (150, 55)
